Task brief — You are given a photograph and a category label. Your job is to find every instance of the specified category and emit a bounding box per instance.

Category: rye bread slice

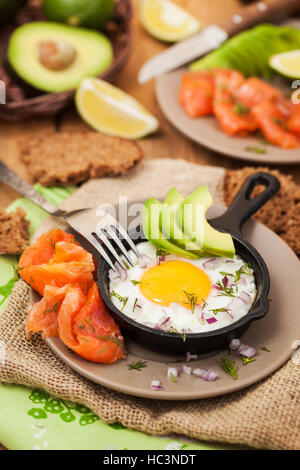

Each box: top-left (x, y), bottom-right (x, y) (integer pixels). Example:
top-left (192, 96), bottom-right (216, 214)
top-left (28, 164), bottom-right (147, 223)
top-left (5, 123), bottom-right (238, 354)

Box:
top-left (0, 208), bottom-right (30, 254)
top-left (20, 131), bottom-right (143, 186)
top-left (224, 167), bottom-right (300, 256)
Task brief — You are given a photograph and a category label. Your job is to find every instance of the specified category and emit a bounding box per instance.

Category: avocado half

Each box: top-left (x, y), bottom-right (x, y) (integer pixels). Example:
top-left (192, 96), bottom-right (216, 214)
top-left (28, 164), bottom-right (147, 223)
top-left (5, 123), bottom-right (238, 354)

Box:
top-left (7, 22), bottom-right (113, 93)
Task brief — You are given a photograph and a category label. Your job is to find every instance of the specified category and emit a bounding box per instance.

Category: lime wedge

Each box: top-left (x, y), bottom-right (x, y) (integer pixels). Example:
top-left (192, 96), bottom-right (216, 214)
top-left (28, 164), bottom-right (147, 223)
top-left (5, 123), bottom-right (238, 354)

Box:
top-left (75, 78), bottom-right (159, 139)
top-left (140, 0), bottom-right (201, 42)
top-left (269, 49), bottom-right (300, 78)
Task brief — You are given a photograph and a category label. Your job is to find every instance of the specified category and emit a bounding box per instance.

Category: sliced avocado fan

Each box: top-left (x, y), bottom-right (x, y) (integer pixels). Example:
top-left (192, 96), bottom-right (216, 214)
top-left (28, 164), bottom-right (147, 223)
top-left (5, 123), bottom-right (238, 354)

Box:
top-left (143, 187), bottom-right (235, 259)
top-left (143, 198), bottom-right (198, 259)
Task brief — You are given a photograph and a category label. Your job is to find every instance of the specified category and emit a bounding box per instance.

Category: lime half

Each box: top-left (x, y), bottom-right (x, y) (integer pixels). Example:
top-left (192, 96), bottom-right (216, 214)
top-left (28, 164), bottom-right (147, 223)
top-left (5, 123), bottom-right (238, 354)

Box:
top-left (140, 0), bottom-right (201, 43)
top-left (76, 77), bottom-right (159, 139)
top-left (269, 49), bottom-right (300, 79)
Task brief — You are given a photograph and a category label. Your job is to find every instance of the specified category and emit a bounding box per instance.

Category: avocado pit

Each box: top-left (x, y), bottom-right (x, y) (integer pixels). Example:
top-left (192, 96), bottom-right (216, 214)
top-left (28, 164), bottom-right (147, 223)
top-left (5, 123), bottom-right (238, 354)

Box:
top-left (38, 39), bottom-right (77, 71)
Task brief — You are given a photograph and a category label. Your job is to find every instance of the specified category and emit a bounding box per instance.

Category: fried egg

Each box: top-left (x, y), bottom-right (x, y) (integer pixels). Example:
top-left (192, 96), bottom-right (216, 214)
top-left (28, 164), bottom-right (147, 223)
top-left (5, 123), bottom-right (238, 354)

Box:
top-left (109, 242), bottom-right (256, 333)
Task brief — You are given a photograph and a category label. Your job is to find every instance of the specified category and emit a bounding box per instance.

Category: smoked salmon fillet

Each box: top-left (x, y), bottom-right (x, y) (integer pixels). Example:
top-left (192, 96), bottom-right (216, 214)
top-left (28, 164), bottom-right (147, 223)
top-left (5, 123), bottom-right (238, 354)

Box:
top-left (18, 229), bottom-right (95, 295)
top-left (19, 229), bottom-right (126, 364)
top-left (179, 68), bottom-right (300, 149)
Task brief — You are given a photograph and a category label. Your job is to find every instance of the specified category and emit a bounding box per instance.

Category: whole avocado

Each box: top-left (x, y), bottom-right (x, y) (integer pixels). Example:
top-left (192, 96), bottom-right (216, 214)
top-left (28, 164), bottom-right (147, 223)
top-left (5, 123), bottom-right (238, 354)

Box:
top-left (0, 0), bottom-right (24, 25)
top-left (43, 0), bottom-right (114, 30)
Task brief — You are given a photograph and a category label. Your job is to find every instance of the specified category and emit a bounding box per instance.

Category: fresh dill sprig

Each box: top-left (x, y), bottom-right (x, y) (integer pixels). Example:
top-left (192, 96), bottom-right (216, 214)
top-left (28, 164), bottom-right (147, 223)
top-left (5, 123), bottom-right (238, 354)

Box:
top-left (131, 280), bottom-right (147, 286)
top-left (261, 346), bottom-right (271, 352)
top-left (43, 302), bottom-right (59, 315)
top-left (167, 326), bottom-right (186, 343)
top-left (183, 290), bottom-right (197, 313)
top-left (241, 357), bottom-right (256, 365)
top-left (97, 334), bottom-right (122, 347)
top-left (170, 372), bottom-right (177, 383)
top-left (128, 360), bottom-right (147, 371)
top-left (219, 271), bottom-right (234, 277)
top-left (234, 263), bottom-right (252, 283)
top-left (232, 102), bottom-right (250, 116)
top-left (209, 307), bottom-right (230, 315)
top-left (245, 145), bottom-right (267, 155)
top-left (50, 239), bottom-right (56, 254)
top-left (221, 356), bottom-right (238, 380)
top-left (215, 280), bottom-right (236, 298)
top-left (111, 290), bottom-right (129, 311)
top-left (97, 346), bottom-right (110, 356)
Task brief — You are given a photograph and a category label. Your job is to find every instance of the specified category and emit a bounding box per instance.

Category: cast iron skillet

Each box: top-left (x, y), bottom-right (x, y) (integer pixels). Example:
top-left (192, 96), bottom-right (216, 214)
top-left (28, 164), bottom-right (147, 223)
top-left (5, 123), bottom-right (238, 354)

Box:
top-left (98, 172), bottom-right (280, 354)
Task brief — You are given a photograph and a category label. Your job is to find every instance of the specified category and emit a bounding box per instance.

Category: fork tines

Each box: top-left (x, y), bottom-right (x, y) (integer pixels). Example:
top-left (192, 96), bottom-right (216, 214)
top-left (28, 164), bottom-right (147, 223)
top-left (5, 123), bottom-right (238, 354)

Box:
top-left (93, 223), bottom-right (140, 272)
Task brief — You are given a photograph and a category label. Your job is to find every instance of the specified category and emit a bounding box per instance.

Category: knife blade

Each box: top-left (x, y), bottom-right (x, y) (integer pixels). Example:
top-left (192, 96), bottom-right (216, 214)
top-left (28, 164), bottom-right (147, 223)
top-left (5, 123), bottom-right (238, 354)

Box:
top-left (138, 25), bottom-right (228, 84)
top-left (138, 0), bottom-right (300, 84)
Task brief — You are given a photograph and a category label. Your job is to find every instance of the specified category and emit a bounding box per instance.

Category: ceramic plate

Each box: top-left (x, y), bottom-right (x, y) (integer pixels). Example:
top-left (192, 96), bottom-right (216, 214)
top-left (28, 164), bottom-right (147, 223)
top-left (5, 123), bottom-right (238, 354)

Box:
top-left (156, 69), bottom-right (300, 165)
top-left (30, 203), bottom-right (300, 400)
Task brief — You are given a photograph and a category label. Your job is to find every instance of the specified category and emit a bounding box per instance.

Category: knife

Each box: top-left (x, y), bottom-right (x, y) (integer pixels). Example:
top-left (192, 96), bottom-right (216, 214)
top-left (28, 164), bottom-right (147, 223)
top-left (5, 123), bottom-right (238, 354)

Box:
top-left (138, 0), bottom-right (300, 84)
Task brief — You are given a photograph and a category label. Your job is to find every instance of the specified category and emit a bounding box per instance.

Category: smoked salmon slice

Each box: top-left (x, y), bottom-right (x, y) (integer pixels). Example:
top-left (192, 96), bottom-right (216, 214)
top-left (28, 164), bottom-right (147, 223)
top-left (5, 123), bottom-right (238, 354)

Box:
top-left (213, 69), bottom-right (257, 136)
top-left (252, 100), bottom-right (300, 149)
top-left (22, 229), bottom-right (126, 364)
top-left (26, 284), bottom-right (71, 340)
top-left (58, 282), bottom-right (125, 364)
top-left (233, 77), bottom-right (284, 108)
top-left (179, 71), bottom-right (214, 118)
top-left (179, 68), bottom-right (300, 149)
top-left (286, 103), bottom-right (300, 136)
top-left (18, 229), bottom-right (95, 295)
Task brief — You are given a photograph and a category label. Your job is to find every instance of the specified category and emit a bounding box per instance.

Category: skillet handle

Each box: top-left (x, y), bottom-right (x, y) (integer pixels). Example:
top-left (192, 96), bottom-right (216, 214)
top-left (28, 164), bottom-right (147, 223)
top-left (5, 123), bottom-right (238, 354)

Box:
top-left (211, 172), bottom-right (280, 235)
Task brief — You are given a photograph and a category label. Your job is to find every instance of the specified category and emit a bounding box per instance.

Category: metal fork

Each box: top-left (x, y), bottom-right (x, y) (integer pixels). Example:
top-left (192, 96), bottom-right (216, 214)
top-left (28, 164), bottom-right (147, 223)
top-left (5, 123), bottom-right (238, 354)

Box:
top-left (0, 160), bottom-right (140, 269)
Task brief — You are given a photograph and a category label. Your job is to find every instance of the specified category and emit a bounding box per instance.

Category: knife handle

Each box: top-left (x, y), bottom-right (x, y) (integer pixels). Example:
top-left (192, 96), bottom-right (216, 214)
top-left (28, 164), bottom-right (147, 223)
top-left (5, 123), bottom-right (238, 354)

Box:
top-left (220, 0), bottom-right (300, 37)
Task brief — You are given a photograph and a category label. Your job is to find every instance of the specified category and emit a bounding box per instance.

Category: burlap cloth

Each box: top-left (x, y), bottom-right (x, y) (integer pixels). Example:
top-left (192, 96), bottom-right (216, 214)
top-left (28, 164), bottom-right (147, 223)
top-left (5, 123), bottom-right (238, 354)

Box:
top-left (0, 159), bottom-right (299, 450)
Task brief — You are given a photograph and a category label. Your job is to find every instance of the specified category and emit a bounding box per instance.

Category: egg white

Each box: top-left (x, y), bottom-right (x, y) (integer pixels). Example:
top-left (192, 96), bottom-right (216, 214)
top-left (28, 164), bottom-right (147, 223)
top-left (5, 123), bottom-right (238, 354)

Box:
top-left (109, 241), bottom-right (256, 333)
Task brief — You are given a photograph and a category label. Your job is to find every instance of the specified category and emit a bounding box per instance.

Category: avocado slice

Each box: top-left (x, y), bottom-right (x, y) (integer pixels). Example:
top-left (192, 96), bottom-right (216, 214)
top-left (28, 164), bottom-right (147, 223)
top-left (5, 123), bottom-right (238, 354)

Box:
top-left (7, 22), bottom-right (113, 93)
top-left (178, 186), bottom-right (236, 259)
top-left (160, 188), bottom-right (204, 255)
top-left (143, 198), bottom-right (198, 259)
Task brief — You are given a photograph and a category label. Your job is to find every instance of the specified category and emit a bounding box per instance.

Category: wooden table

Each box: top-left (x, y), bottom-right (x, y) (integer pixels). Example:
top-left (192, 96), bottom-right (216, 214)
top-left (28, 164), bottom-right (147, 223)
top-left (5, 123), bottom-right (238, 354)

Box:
top-left (0, 0), bottom-right (299, 450)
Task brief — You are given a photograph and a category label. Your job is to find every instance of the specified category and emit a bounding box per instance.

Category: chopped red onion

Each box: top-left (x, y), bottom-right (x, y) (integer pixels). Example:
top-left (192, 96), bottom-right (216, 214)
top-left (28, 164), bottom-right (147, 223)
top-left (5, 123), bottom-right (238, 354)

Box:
top-left (229, 339), bottom-right (241, 351)
top-left (238, 344), bottom-right (257, 358)
top-left (182, 364), bottom-right (192, 375)
top-left (226, 260), bottom-right (235, 264)
top-left (238, 291), bottom-right (252, 304)
top-left (133, 299), bottom-right (143, 312)
top-left (226, 298), bottom-right (245, 318)
top-left (222, 276), bottom-right (229, 288)
top-left (202, 369), bottom-right (218, 382)
top-left (193, 368), bottom-right (206, 377)
top-left (239, 275), bottom-right (247, 286)
top-left (185, 352), bottom-right (198, 362)
top-left (167, 367), bottom-right (179, 379)
top-left (212, 284), bottom-right (222, 291)
top-left (159, 255), bottom-right (166, 263)
top-left (157, 316), bottom-right (171, 330)
top-left (151, 380), bottom-right (163, 391)
top-left (140, 254), bottom-right (159, 268)
top-left (202, 258), bottom-right (219, 270)
top-left (206, 317), bottom-right (217, 324)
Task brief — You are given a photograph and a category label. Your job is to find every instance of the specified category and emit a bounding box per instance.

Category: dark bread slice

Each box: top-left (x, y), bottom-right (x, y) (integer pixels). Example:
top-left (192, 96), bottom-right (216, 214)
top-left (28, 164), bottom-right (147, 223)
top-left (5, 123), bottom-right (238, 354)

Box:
top-left (0, 208), bottom-right (30, 254)
top-left (20, 131), bottom-right (143, 186)
top-left (224, 167), bottom-right (300, 255)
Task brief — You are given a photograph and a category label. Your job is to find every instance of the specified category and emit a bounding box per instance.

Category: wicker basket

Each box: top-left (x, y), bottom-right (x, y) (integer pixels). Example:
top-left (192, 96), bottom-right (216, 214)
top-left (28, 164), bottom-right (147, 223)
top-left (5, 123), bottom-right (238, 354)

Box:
top-left (0, 0), bottom-right (133, 121)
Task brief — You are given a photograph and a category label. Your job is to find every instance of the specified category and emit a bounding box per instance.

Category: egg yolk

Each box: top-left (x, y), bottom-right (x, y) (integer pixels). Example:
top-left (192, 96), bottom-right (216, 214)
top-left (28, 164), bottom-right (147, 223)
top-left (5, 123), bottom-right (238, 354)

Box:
top-left (139, 260), bottom-right (211, 309)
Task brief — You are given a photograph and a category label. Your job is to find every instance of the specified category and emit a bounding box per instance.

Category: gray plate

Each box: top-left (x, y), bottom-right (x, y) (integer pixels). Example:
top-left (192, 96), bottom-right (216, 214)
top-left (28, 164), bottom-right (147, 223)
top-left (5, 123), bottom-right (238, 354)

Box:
top-left (29, 204), bottom-right (300, 400)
